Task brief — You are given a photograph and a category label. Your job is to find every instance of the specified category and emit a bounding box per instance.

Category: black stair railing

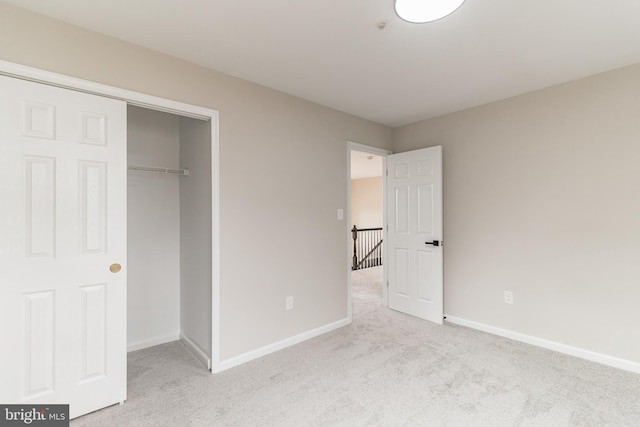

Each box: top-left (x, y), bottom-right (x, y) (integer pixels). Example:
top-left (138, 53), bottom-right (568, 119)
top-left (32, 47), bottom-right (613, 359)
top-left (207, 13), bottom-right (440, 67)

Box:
top-left (351, 225), bottom-right (383, 270)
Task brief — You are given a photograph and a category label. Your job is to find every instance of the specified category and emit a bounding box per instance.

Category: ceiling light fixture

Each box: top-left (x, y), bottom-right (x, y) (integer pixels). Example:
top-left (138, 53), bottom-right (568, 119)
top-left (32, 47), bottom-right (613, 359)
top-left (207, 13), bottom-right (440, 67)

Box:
top-left (394, 0), bottom-right (466, 24)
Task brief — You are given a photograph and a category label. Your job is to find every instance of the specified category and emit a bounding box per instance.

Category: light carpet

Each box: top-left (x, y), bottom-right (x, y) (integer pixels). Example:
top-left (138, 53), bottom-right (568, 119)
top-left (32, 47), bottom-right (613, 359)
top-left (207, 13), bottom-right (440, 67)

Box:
top-left (73, 266), bottom-right (640, 426)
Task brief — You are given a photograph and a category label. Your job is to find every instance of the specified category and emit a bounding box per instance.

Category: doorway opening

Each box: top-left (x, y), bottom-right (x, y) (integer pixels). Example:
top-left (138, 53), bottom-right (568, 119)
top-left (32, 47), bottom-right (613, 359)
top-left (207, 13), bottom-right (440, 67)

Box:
top-left (346, 142), bottom-right (391, 321)
top-left (126, 106), bottom-right (212, 370)
top-left (347, 142), bottom-right (445, 327)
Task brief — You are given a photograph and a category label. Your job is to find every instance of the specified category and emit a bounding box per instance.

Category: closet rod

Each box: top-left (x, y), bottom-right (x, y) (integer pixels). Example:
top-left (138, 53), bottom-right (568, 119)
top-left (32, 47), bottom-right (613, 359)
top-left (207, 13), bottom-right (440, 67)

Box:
top-left (127, 165), bottom-right (189, 176)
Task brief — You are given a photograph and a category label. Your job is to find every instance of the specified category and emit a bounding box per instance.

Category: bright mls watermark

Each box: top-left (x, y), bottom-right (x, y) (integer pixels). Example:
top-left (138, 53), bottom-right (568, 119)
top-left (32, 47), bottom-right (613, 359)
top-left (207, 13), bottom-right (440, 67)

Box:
top-left (0, 405), bottom-right (69, 426)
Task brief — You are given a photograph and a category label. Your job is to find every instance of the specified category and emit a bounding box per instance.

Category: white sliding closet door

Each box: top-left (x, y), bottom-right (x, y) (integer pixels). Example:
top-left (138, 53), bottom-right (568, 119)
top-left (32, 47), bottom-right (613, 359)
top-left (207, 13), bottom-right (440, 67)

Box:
top-left (0, 75), bottom-right (127, 418)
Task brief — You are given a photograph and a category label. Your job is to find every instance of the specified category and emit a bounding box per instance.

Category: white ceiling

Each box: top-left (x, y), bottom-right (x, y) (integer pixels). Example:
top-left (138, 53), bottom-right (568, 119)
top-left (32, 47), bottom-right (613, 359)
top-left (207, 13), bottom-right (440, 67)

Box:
top-left (7, 0), bottom-right (640, 127)
top-left (351, 151), bottom-right (383, 180)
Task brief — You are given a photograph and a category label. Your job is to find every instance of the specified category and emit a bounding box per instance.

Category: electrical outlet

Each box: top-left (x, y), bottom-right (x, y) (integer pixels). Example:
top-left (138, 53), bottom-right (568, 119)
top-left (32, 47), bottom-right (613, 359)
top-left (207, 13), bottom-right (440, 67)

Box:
top-left (286, 296), bottom-right (294, 310)
top-left (504, 291), bottom-right (514, 304)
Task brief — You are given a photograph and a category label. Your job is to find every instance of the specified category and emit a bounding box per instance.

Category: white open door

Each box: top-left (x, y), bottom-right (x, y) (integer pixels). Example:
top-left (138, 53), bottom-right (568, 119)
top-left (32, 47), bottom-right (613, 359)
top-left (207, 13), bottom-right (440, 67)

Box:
top-left (0, 76), bottom-right (127, 418)
top-left (386, 146), bottom-right (443, 324)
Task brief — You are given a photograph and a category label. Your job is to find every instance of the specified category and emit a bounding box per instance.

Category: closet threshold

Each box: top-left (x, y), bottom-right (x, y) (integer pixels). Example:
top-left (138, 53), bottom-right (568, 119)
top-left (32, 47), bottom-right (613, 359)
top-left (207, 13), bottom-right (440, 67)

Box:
top-left (128, 165), bottom-right (189, 176)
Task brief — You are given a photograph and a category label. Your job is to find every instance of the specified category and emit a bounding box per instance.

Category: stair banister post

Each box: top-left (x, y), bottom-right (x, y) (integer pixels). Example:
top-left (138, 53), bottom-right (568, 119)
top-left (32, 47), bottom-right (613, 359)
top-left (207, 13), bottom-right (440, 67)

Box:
top-left (352, 225), bottom-right (358, 270)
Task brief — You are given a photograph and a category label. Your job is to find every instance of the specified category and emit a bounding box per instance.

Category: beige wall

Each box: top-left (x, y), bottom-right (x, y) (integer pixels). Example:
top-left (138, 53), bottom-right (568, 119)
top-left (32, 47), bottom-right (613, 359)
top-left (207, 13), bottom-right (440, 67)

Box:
top-left (393, 64), bottom-right (640, 363)
top-left (351, 177), bottom-right (383, 229)
top-left (0, 3), bottom-right (393, 361)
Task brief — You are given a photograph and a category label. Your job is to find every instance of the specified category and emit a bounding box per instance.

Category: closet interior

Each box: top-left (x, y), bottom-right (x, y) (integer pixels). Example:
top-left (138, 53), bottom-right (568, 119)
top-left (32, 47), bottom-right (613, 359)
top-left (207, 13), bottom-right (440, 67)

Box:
top-left (126, 106), bottom-right (212, 369)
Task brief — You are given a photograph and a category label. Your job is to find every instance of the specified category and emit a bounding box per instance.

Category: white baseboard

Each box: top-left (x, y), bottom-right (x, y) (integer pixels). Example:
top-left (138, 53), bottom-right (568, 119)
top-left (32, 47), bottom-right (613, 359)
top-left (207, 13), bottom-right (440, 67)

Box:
top-left (213, 317), bottom-right (351, 373)
top-left (127, 333), bottom-right (180, 353)
top-left (445, 315), bottom-right (640, 374)
top-left (180, 333), bottom-right (212, 371)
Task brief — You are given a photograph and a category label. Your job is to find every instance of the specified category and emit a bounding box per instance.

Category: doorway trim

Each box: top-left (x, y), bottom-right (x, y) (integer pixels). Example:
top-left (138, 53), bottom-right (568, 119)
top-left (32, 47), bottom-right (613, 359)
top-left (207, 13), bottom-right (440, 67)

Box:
top-left (0, 60), bottom-right (222, 373)
top-left (346, 141), bottom-right (392, 322)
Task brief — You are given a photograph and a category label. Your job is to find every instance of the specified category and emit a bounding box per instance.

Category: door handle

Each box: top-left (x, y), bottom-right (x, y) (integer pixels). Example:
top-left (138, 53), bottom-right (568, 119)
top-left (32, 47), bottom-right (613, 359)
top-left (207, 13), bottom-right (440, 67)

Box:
top-left (110, 263), bottom-right (122, 273)
top-left (425, 240), bottom-right (440, 247)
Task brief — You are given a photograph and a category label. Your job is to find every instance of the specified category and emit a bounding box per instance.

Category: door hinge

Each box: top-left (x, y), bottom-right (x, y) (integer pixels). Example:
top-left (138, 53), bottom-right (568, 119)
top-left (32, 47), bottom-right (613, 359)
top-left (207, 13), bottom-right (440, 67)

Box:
top-left (386, 169), bottom-right (388, 176)
top-left (387, 280), bottom-right (389, 288)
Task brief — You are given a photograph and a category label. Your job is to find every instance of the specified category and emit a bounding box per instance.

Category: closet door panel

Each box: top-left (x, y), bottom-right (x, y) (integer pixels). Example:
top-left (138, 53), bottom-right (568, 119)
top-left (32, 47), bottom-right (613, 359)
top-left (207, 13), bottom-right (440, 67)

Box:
top-left (0, 75), bottom-right (127, 419)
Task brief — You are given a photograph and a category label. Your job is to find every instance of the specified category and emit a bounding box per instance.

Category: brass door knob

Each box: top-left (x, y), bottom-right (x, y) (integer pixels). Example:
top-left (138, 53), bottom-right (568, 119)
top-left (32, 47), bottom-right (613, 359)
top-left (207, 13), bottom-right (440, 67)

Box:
top-left (110, 263), bottom-right (122, 273)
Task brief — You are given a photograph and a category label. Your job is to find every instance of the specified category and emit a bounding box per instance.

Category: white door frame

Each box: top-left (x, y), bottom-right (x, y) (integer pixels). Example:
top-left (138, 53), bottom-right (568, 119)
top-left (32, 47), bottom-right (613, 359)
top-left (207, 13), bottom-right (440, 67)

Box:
top-left (346, 141), bottom-right (392, 321)
top-left (0, 60), bottom-right (222, 373)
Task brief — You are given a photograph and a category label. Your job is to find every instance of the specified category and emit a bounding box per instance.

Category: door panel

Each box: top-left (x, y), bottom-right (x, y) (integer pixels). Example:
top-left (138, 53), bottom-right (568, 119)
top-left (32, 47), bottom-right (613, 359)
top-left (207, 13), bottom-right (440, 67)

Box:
top-left (417, 250), bottom-right (434, 302)
top-left (24, 290), bottom-right (55, 397)
top-left (79, 160), bottom-right (107, 254)
top-left (387, 146), bottom-right (443, 323)
top-left (417, 183), bottom-right (434, 234)
top-left (0, 75), bottom-right (127, 418)
top-left (25, 156), bottom-right (56, 257)
top-left (394, 186), bottom-right (409, 233)
top-left (395, 248), bottom-right (410, 296)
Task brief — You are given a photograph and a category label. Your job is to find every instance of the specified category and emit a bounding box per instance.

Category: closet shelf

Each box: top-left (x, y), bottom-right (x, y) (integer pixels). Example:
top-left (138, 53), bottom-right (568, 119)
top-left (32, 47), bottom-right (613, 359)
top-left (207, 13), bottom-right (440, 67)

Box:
top-left (128, 165), bottom-right (189, 176)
